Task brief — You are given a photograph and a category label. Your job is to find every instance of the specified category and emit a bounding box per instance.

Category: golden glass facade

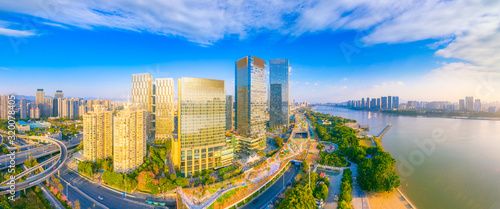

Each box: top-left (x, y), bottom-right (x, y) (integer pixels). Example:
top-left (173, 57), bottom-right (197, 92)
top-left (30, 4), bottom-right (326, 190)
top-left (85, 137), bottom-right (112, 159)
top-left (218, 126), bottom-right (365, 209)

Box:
top-left (113, 104), bottom-right (148, 174)
top-left (83, 105), bottom-right (113, 162)
top-left (176, 77), bottom-right (233, 177)
top-left (235, 56), bottom-right (267, 150)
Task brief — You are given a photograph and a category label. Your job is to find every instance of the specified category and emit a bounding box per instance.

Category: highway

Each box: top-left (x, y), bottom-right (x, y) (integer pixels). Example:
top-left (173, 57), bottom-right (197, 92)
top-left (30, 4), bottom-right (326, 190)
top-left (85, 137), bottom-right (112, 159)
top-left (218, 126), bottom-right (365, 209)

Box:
top-left (0, 135), bottom-right (68, 195)
top-left (0, 139), bottom-right (80, 169)
top-left (241, 164), bottom-right (300, 209)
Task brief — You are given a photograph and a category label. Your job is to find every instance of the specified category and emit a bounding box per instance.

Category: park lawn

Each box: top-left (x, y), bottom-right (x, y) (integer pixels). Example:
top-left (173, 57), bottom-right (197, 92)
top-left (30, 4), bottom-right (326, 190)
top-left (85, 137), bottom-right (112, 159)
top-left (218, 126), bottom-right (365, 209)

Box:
top-left (359, 139), bottom-right (375, 147)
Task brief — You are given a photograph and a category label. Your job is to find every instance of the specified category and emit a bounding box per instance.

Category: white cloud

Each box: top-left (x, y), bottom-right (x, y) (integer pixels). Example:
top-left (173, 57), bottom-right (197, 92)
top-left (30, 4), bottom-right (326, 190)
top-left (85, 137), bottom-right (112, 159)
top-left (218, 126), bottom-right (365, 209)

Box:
top-left (0, 0), bottom-right (301, 44)
top-left (314, 82), bottom-right (318, 86)
top-left (0, 27), bottom-right (36, 37)
top-left (305, 82), bottom-right (309, 85)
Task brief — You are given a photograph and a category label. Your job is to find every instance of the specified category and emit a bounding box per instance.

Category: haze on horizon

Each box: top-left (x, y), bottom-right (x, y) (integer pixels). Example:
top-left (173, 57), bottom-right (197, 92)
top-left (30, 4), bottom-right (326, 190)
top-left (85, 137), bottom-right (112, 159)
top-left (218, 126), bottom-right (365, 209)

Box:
top-left (1, 0), bottom-right (499, 103)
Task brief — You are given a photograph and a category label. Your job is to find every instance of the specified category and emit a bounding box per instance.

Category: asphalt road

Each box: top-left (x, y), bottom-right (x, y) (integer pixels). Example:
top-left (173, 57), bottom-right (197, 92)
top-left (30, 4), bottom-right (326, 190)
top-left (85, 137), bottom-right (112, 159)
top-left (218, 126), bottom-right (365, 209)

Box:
top-left (241, 164), bottom-right (300, 209)
top-left (59, 165), bottom-right (175, 209)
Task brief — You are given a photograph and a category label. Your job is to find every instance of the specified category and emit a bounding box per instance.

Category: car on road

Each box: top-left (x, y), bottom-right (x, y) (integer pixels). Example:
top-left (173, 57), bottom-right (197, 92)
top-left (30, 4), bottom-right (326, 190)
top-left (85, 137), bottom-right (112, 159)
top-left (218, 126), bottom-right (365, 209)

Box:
top-left (98, 196), bottom-right (104, 200)
top-left (53, 166), bottom-right (56, 170)
top-left (253, 199), bottom-right (259, 204)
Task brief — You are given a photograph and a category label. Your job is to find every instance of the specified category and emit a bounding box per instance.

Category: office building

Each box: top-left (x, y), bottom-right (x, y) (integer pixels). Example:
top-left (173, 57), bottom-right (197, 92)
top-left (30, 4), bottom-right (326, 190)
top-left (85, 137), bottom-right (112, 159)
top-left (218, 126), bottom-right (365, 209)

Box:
top-left (465, 96), bottom-right (474, 111)
top-left (361, 98), bottom-right (365, 108)
top-left (376, 98), bottom-right (381, 109)
top-left (269, 58), bottom-right (290, 130)
top-left (488, 106), bottom-right (497, 113)
top-left (131, 73), bottom-right (175, 140)
top-left (113, 104), bottom-right (148, 174)
top-left (226, 95), bottom-right (233, 131)
top-left (366, 97), bottom-right (370, 109)
top-left (20, 98), bottom-right (27, 119)
top-left (154, 78), bottom-right (175, 140)
top-left (131, 73), bottom-right (154, 136)
top-left (175, 77), bottom-right (233, 177)
top-left (235, 56), bottom-right (266, 148)
top-left (83, 105), bottom-right (113, 162)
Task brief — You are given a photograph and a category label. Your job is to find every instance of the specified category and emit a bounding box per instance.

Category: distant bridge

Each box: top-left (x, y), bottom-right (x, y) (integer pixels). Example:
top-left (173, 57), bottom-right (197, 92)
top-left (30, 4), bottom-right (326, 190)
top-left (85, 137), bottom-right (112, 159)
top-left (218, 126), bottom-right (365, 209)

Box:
top-left (376, 124), bottom-right (392, 139)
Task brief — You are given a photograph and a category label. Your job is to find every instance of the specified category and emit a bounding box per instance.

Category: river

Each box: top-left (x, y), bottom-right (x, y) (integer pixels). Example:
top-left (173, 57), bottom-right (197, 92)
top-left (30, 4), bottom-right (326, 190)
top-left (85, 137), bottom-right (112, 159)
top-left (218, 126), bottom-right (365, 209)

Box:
top-left (313, 106), bottom-right (500, 209)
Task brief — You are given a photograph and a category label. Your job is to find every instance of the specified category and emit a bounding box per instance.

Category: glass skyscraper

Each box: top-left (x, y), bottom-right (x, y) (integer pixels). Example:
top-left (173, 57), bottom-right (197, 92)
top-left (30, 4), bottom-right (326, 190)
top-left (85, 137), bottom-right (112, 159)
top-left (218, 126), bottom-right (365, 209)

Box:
top-left (235, 55), bottom-right (266, 150)
top-left (269, 59), bottom-right (289, 130)
top-left (175, 77), bottom-right (233, 177)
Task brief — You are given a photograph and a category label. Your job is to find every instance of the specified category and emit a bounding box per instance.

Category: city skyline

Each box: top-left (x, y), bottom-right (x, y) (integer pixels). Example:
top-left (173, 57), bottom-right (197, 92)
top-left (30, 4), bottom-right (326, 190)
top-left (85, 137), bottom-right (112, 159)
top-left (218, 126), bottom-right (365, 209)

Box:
top-left (1, 1), bottom-right (499, 103)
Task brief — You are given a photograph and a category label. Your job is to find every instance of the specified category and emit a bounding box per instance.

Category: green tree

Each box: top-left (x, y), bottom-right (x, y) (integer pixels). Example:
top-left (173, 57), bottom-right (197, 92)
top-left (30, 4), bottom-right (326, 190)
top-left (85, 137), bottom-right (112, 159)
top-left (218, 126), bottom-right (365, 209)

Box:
top-left (277, 185), bottom-right (316, 209)
top-left (314, 182), bottom-right (329, 200)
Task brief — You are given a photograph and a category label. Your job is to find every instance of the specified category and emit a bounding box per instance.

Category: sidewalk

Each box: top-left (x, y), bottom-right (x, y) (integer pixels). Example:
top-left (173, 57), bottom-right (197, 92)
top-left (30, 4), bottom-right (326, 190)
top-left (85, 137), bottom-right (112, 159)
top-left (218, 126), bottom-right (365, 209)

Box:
top-left (39, 183), bottom-right (65, 209)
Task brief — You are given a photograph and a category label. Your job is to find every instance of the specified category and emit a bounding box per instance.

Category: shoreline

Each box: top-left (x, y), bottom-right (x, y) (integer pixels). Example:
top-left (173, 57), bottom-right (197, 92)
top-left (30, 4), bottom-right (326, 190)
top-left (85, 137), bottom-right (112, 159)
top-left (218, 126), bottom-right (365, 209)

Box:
top-left (308, 107), bottom-right (418, 209)
top-left (314, 106), bottom-right (500, 121)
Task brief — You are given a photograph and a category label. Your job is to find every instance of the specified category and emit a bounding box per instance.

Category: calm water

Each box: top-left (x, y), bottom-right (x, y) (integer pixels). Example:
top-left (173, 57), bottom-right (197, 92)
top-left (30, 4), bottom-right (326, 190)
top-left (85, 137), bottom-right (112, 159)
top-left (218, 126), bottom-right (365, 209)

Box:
top-left (313, 107), bottom-right (500, 209)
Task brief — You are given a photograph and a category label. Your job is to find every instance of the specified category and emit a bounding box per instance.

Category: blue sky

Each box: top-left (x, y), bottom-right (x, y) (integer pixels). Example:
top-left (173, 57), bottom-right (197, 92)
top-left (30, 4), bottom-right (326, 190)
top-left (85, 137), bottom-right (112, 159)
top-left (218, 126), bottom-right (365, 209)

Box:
top-left (1, 0), bottom-right (499, 103)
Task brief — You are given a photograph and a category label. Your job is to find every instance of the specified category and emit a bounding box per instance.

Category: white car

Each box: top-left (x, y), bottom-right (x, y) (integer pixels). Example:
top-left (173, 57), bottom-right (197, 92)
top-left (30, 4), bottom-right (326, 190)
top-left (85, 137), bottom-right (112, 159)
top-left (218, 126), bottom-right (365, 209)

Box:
top-left (98, 196), bottom-right (104, 200)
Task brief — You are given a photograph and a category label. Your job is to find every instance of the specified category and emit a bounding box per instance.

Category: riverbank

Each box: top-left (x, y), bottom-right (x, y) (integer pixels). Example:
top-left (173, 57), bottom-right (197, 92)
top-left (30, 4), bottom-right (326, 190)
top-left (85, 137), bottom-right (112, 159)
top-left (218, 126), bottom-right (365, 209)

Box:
top-left (326, 106), bottom-right (500, 121)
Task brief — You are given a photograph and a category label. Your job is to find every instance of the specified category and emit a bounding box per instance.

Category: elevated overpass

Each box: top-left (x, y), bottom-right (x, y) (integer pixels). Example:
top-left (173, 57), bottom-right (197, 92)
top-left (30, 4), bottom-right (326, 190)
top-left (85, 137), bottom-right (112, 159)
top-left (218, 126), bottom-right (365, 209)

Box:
top-left (0, 139), bottom-right (80, 170)
top-left (0, 135), bottom-right (68, 195)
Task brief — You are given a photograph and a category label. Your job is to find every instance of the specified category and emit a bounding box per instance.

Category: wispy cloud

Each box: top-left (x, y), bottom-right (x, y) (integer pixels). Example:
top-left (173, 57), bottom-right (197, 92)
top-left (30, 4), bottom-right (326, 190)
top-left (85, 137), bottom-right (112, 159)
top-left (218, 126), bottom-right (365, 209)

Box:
top-left (372, 81), bottom-right (404, 89)
top-left (0, 27), bottom-right (36, 37)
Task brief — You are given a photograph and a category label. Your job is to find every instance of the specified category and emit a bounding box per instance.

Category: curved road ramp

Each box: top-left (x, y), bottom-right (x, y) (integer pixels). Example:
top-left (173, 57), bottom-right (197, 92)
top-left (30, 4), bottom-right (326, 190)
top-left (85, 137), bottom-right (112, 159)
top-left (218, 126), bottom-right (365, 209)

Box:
top-left (0, 135), bottom-right (68, 195)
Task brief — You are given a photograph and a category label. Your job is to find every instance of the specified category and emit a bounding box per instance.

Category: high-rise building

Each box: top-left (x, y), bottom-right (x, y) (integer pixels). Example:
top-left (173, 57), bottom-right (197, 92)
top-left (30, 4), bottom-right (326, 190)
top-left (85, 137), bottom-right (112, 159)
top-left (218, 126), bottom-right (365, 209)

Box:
top-left (131, 73), bottom-right (175, 140)
top-left (57, 98), bottom-right (63, 117)
top-left (474, 99), bottom-right (481, 112)
top-left (175, 77), bottom-right (233, 177)
top-left (465, 96), bottom-right (474, 111)
top-left (361, 98), bottom-right (365, 108)
top-left (393, 96), bottom-right (399, 109)
top-left (381, 97), bottom-right (388, 109)
top-left (459, 99), bottom-right (465, 111)
top-left (131, 73), bottom-right (154, 136)
top-left (376, 98), bottom-right (381, 109)
top-left (235, 56), bottom-right (266, 147)
top-left (488, 106), bottom-right (497, 113)
top-left (0, 95), bottom-right (8, 120)
top-left (43, 97), bottom-right (54, 117)
top-left (154, 78), bottom-right (175, 140)
top-left (83, 105), bottom-right (113, 162)
top-left (226, 95), bottom-right (233, 131)
top-left (30, 108), bottom-right (40, 119)
top-left (36, 89), bottom-right (45, 105)
top-left (113, 104), bottom-right (148, 174)
top-left (366, 97), bottom-right (370, 109)
top-left (269, 59), bottom-right (290, 130)
top-left (370, 98), bottom-right (376, 109)
top-left (54, 90), bottom-right (64, 99)
top-left (20, 98), bottom-right (27, 119)
top-left (388, 96), bottom-right (393, 110)
top-left (79, 105), bottom-right (88, 117)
